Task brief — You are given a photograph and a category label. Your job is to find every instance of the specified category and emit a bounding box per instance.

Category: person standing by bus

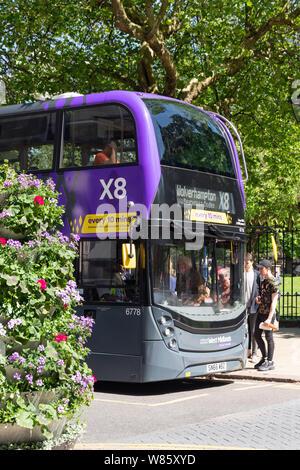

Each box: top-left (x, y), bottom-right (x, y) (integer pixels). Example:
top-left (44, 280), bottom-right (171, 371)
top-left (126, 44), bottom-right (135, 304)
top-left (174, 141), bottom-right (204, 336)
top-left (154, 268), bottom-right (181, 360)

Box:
top-left (244, 253), bottom-right (260, 362)
top-left (254, 259), bottom-right (280, 371)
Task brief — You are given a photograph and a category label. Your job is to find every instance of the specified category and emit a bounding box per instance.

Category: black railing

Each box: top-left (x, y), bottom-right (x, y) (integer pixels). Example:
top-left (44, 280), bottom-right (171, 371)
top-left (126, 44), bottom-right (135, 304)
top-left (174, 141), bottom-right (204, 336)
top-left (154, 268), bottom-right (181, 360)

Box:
top-left (278, 293), bottom-right (300, 319)
top-left (247, 227), bottom-right (300, 320)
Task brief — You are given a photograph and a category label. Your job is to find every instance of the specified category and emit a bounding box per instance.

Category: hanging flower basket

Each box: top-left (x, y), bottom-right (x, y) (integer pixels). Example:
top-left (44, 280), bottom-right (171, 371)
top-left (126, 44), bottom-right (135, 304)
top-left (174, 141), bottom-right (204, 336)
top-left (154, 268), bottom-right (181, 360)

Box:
top-left (0, 164), bottom-right (95, 450)
top-left (3, 365), bottom-right (24, 382)
top-left (0, 192), bottom-right (10, 209)
top-left (0, 224), bottom-right (24, 240)
top-left (0, 388), bottom-right (76, 448)
top-left (0, 418), bottom-right (68, 445)
top-left (0, 421), bottom-right (84, 450)
top-left (11, 340), bottom-right (40, 353)
top-left (0, 389), bottom-right (62, 408)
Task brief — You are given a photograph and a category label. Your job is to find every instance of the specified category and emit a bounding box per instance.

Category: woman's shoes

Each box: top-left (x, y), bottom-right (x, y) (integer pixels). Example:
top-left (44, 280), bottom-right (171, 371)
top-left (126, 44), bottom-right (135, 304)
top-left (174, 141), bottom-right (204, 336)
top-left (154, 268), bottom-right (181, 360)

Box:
top-left (255, 359), bottom-right (275, 371)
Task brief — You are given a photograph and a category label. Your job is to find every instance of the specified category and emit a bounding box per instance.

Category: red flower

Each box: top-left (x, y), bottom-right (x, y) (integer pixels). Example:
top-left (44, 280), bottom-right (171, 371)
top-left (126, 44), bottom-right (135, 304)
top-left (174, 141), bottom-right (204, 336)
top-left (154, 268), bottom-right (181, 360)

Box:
top-left (0, 238), bottom-right (6, 245)
top-left (92, 375), bottom-right (97, 383)
top-left (34, 196), bottom-right (45, 205)
top-left (37, 279), bottom-right (47, 290)
top-left (55, 334), bottom-right (67, 342)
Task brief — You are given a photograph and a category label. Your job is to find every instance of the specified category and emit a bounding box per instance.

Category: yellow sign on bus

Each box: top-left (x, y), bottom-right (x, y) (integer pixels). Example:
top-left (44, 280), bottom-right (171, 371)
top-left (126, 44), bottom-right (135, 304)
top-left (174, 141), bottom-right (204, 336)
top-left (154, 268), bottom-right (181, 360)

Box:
top-left (190, 209), bottom-right (232, 224)
top-left (81, 212), bottom-right (137, 234)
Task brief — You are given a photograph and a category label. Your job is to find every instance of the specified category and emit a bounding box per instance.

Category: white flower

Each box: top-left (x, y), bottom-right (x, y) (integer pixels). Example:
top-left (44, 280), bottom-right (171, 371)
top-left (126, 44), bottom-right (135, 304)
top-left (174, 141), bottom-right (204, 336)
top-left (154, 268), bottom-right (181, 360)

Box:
top-left (0, 323), bottom-right (6, 336)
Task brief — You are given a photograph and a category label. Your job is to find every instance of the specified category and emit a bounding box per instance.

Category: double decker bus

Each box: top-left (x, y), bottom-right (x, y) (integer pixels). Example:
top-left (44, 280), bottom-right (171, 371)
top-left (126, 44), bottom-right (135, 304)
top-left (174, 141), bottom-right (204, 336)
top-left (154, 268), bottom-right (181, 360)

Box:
top-left (0, 90), bottom-right (248, 382)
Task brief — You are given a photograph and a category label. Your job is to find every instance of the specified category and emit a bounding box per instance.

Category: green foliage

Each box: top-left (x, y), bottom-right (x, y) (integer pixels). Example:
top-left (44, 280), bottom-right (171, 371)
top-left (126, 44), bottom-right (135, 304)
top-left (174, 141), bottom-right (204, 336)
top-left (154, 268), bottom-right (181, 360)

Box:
top-left (0, 0), bottom-right (299, 227)
top-left (0, 163), bottom-right (64, 236)
top-left (244, 127), bottom-right (300, 230)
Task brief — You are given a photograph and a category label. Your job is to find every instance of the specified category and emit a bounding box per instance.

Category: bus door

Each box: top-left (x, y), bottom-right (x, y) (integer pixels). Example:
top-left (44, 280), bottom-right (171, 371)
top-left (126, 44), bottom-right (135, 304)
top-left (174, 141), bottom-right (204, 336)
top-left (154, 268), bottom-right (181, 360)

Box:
top-left (77, 239), bottom-right (147, 381)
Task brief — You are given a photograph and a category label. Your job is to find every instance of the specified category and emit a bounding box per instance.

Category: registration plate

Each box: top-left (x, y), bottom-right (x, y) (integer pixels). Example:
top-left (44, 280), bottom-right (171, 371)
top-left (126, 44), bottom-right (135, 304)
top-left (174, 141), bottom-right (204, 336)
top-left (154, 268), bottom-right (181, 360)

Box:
top-left (206, 362), bottom-right (227, 373)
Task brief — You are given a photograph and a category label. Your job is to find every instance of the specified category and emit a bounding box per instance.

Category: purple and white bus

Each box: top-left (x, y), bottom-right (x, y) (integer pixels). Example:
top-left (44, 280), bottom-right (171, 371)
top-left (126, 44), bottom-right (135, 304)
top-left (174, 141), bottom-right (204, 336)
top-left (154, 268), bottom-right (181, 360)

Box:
top-left (0, 90), bottom-right (248, 382)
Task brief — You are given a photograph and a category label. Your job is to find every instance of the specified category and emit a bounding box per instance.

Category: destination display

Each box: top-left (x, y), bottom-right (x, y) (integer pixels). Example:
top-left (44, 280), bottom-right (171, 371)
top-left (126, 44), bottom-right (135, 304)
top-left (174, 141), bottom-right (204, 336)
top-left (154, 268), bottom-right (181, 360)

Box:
top-left (176, 184), bottom-right (235, 213)
top-left (153, 166), bottom-right (245, 230)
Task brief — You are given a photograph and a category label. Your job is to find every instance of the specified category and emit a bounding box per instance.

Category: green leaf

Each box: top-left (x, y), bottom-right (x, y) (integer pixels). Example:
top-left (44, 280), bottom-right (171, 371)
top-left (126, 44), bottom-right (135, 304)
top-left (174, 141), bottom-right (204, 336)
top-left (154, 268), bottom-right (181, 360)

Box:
top-left (39, 403), bottom-right (57, 420)
top-left (19, 216), bottom-right (28, 225)
top-left (5, 275), bottom-right (19, 286)
top-left (45, 343), bottom-right (59, 360)
top-left (16, 409), bottom-right (34, 429)
top-left (20, 281), bottom-right (29, 294)
top-left (40, 425), bottom-right (53, 439)
top-left (36, 414), bottom-right (52, 426)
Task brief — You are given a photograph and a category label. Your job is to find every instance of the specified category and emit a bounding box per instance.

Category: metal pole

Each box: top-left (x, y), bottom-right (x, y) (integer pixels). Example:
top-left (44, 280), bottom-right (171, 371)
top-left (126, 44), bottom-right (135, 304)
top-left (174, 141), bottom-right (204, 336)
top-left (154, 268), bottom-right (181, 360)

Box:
top-left (283, 229), bottom-right (285, 318)
top-left (291, 230), bottom-right (294, 319)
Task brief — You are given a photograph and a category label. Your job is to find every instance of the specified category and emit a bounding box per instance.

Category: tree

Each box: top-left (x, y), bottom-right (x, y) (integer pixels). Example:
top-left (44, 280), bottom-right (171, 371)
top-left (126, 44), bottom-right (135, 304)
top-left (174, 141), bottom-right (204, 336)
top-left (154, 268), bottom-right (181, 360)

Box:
top-left (0, 0), bottom-right (299, 228)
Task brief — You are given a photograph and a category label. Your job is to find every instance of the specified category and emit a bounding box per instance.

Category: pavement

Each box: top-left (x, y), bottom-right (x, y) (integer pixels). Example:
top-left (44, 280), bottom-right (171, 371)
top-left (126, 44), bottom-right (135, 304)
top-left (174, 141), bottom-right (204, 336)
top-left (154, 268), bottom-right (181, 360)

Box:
top-left (215, 326), bottom-right (300, 383)
top-left (74, 325), bottom-right (300, 451)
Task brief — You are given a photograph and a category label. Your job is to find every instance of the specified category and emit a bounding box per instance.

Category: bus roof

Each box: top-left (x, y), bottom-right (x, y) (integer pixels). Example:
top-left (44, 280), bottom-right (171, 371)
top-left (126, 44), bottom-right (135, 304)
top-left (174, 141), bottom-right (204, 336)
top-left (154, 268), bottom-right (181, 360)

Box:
top-left (0, 90), bottom-right (210, 117)
top-left (0, 90), bottom-right (246, 208)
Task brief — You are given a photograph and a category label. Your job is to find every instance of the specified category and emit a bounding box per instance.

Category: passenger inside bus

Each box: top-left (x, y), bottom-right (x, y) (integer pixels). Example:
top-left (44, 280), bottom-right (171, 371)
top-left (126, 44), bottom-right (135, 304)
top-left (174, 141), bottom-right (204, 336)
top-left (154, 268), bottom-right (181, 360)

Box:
top-left (169, 259), bottom-right (177, 292)
top-left (176, 256), bottom-right (210, 306)
top-left (93, 141), bottom-right (119, 165)
top-left (218, 271), bottom-right (231, 306)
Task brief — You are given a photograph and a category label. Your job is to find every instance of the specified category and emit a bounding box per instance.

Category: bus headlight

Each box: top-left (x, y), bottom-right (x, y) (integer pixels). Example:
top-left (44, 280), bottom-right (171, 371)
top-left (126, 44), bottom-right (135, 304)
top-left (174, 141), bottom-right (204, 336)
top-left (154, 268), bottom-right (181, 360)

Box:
top-left (168, 338), bottom-right (177, 349)
top-left (153, 310), bottom-right (179, 352)
top-left (163, 327), bottom-right (174, 337)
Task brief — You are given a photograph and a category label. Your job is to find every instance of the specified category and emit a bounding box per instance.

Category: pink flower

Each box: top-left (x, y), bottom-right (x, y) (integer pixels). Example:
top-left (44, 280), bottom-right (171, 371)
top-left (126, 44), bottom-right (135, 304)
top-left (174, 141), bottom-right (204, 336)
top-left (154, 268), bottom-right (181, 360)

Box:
top-left (55, 334), bottom-right (67, 342)
top-left (34, 196), bottom-right (45, 205)
top-left (37, 279), bottom-right (47, 290)
top-left (0, 238), bottom-right (6, 245)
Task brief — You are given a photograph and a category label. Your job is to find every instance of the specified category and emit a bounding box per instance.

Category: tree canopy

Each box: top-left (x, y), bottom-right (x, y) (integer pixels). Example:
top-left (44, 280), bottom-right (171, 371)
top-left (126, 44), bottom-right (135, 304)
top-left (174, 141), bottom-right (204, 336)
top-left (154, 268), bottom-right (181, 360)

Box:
top-left (0, 0), bottom-right (299, 228)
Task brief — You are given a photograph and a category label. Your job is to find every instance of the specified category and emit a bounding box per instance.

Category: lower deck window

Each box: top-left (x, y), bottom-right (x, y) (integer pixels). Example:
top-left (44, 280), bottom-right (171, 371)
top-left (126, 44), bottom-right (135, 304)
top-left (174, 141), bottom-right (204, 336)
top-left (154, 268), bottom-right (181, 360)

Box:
top-left (78, 239), bottom-right (142, 303)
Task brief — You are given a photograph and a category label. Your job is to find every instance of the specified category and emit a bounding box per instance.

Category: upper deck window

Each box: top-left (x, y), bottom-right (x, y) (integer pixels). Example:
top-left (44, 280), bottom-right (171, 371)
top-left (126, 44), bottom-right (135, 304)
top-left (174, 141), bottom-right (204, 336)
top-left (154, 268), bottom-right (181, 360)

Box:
top-left (0, 112), bottom-right (56, 171)
top-left (61, 104), bottom-right (137, 168)
top-left (143, 99), bottom-right (235, 178)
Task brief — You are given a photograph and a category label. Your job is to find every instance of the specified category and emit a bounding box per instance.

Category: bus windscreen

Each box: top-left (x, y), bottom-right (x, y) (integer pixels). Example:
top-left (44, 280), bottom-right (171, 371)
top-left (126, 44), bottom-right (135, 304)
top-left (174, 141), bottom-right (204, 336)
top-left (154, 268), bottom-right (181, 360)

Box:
top-left (143, 98), bottom-right (235, 178)
top-left (151, 237), bottom-right (244, 321)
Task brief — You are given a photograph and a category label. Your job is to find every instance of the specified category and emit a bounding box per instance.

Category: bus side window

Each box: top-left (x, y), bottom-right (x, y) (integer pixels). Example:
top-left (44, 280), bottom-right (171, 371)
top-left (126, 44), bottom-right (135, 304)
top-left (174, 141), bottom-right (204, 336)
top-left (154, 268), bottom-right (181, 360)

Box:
top-left (61, 105), bottom-right (137, 169)
top-left (0, 113), bottom-right (56, 171)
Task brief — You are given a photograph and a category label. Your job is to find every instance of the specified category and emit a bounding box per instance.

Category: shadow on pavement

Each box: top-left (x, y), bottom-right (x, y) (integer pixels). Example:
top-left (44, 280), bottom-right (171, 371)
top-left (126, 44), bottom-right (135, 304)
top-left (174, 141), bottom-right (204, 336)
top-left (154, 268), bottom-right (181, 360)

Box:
top-left (93, 376), bottom-right (233, 397)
